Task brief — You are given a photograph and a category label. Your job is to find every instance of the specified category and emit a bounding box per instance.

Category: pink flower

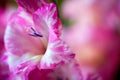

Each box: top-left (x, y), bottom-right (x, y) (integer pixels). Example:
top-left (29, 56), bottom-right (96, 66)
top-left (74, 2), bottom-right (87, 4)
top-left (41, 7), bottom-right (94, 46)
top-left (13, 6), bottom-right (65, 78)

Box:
top-left (4, 0), bottom-right (81, 80)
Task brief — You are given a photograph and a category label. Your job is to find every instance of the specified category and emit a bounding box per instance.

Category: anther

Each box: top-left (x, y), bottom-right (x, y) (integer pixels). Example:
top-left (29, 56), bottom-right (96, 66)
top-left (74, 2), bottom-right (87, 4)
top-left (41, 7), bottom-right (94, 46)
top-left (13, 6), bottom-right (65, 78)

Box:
top-left (27, 26), bottom-right (43, 37)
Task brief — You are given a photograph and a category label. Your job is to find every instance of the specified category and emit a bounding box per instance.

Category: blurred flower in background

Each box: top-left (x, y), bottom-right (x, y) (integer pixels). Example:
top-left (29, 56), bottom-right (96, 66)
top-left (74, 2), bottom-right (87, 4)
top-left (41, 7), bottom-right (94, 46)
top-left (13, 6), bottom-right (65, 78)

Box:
top-left (0, 0), bottom-right (16, 80)
top-left (62, 0), bottom-right (120, 80)
top-left (0, 0), bottom-right (16, 58)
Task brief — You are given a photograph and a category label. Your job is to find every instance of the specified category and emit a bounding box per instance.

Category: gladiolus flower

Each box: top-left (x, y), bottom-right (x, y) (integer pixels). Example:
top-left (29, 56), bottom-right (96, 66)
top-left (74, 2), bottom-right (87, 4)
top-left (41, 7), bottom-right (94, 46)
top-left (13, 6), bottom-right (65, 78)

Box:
top-left (4, 0), bottom-right (81, 80)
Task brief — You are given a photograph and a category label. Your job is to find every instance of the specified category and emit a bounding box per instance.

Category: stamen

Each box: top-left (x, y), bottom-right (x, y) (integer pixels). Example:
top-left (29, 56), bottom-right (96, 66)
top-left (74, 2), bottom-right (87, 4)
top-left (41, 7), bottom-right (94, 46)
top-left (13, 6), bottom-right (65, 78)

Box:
top-left (27, 26), bottom-right (43, 37)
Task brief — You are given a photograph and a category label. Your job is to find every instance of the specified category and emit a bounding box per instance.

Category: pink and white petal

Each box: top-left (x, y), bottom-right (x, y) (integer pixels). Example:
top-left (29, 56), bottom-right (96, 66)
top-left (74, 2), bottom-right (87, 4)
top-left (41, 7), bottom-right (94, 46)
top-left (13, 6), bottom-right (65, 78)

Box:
top-left (33, 3), bottom-right (62, 42)
top-left (40, 38), bottom-right (75, 69)
top-left (27, 60), bottom-right (81, 80)
top-left (33, 3), bottom-right (74, 68)
top-left (53, 61), bottom-right (82, 80)
top-left (16, 0), bottom-right (49, 14)
top-left (4, 7), bottom-right (46, 56)
top-left (6, 52), bottom-right (42, 80)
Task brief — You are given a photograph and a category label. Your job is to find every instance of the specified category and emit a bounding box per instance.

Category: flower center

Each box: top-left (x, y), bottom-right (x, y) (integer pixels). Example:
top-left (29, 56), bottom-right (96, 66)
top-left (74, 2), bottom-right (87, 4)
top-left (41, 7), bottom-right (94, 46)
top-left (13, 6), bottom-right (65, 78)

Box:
top-left (27, 26), bottom-right (43, 37)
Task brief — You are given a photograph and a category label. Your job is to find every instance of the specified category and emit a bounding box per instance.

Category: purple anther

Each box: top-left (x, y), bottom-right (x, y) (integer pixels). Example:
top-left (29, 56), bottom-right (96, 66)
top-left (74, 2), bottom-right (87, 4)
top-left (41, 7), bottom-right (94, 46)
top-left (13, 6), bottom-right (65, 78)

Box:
top-left (28, 26), bottom-right (43, 37)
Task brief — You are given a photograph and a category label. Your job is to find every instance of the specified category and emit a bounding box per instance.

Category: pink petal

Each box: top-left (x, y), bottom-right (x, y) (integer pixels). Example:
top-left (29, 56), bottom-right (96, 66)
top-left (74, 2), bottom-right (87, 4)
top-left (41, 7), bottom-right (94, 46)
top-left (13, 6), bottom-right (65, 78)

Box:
top-left (28, 60), bottom-right (81, 80)
top-left (6, 52), bottom-right (42, 80)
top-left (4, 7), bottom-right (46, 56)
top-left (0, 61), bottom-right (9, 80)
top-left (16, 0), bottom-right (49, 14)
top-left (40, 38), bottom-right (75, 69)
top-left (33, 3), bottom-right (62, 42)
top-left (53, 61), bottom-right (82, 80)
top-left (4, 7), bottom-right (47, 79)
top-left (28, 68), bottom-right (55, 80)
top-left (33, 3), bottom-right (75, 68)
